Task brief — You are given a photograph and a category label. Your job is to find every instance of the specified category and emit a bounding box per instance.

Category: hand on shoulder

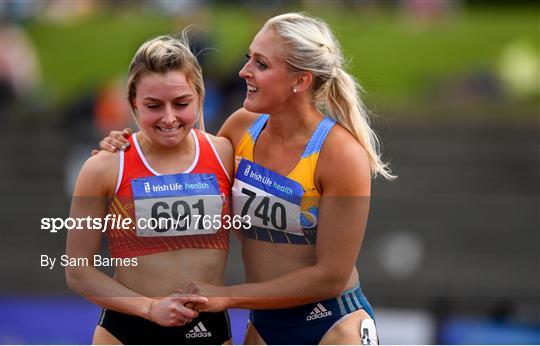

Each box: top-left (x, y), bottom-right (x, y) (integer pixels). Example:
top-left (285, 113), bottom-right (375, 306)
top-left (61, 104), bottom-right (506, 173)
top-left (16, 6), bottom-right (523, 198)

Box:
top-left (218, 108), bottom-right (260, 148)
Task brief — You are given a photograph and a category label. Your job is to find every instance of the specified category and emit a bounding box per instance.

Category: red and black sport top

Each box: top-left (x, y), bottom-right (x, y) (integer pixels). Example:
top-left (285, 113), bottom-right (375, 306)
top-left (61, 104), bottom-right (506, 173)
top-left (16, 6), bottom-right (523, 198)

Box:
top-left (107, 130), bottom-right (231, 258)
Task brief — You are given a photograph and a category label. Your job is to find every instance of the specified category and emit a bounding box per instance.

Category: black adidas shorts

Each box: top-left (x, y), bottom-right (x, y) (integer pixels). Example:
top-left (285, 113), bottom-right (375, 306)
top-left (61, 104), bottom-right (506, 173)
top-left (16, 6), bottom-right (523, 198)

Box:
top-left (98, 308), bottom-right (231, 344)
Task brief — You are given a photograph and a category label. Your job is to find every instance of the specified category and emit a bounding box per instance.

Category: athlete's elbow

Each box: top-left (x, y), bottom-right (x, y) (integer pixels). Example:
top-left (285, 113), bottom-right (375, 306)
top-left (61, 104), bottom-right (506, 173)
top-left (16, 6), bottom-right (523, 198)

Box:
top-left (316, 270), bottom-right (349, 298)
top-left (324, 279), bottom-right (348, 298)
top-left (65, 267), bottom-right (85, 294)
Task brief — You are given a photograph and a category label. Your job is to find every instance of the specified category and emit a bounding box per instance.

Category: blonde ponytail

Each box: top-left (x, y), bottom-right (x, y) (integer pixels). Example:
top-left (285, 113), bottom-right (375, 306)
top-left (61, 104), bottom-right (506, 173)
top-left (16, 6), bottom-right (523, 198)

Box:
top-left (327, 68), bottom-right (395, 179)
top-left (263, 13), bottom-right (395, 179)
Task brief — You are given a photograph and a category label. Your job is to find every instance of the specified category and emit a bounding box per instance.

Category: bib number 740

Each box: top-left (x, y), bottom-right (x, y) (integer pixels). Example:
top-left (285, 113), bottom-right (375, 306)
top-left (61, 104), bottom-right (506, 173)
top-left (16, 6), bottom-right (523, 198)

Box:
top-left (240, 188), bottom-right (287, 231)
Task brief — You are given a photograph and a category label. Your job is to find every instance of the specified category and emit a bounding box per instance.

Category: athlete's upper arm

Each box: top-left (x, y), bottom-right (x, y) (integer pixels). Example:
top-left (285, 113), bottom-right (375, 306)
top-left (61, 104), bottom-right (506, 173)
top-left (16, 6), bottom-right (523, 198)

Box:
top-left (68, 152), bottom-right (119, 259)
top-left (207, 135), bottom-right (234, 179)
top-left (73, 151), bottom-right (118, 197)
top-left (217, 108), bottom-right (259, 149)
top-left (312, 127), bottom-right (372, 292)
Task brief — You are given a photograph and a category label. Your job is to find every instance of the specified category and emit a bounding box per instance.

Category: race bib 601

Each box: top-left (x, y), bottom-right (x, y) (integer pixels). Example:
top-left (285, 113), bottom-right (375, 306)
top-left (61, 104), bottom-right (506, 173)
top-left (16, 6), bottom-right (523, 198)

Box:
top-left (131, 173), bottom-right (223, 237)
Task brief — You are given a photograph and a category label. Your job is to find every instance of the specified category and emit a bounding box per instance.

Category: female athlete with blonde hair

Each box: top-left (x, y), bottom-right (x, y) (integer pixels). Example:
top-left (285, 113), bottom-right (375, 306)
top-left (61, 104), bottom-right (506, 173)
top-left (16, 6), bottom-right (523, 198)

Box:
top-left (68, 34), bottom-right (234, 344)
top-left (100, 12), bottom-right (394, 344)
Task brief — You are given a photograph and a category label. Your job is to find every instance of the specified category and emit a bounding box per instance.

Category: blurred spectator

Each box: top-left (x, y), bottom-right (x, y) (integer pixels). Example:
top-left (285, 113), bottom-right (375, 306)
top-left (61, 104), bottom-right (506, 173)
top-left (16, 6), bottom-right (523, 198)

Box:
top-left (40, 0), bottom-right (97, 22)
top-left (153, 0), bottom-right (205, 16)
top-left (400, 0), bottom-right (459, 23)
top-left (428, 69), bottom-right (504, 106)
top-left (0, 0), bottom-right (45, 22)
top-left (94, 77), bottom-right (132, 136)
top-left (401, 0), bottom-right (457, 21)
top-left (183, 25), bottom-right (225, 132)
top-left (0, 23), bottom-right (42, 108)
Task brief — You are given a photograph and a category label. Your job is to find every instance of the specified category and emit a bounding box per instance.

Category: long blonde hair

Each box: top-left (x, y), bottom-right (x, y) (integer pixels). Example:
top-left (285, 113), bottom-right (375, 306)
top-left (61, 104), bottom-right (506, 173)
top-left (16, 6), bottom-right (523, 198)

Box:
top-left (263, 13), bottom-right (395, 179)
top-left (126, 31), bottom-right (205, 130)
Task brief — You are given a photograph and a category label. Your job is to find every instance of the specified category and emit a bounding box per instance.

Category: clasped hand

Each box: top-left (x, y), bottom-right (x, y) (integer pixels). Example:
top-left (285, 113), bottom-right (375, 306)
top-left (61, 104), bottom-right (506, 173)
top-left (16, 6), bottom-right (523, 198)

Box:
top-left (148, 293), bottom-right (207, 327)
top-left (177, 281), bottom-right (229, 313)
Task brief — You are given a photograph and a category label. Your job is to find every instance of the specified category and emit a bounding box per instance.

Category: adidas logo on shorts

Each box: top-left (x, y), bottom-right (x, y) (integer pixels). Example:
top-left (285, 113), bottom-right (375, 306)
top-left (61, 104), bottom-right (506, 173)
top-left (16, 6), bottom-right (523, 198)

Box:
top-left (185, 321), bottom-right (212, 339)
top-left (306, 303), bottom-right (333, 321)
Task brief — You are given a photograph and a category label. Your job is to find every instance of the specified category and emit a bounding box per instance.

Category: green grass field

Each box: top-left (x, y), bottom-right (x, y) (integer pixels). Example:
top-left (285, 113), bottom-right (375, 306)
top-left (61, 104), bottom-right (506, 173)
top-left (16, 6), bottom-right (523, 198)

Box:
top-left (24, 5), bottom-right (538, 113)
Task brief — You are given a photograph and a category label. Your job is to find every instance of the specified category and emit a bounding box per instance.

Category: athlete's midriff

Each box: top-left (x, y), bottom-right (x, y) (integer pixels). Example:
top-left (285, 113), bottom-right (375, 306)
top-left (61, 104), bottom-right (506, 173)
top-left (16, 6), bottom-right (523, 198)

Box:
top-left (242, 240), bottom-right (359, 291)
top-left (242, 240), bottom-right (314, 281)
top-left (114, 248), bottom-right (227, 297)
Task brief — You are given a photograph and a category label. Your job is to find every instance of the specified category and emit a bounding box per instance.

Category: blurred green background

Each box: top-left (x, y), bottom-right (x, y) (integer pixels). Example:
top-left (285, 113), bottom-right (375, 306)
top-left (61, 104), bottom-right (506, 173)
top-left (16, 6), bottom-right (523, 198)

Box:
top-left (1, 1), bottom-right (539, 344)
top-left (11, 2), bottom-right (540, 119)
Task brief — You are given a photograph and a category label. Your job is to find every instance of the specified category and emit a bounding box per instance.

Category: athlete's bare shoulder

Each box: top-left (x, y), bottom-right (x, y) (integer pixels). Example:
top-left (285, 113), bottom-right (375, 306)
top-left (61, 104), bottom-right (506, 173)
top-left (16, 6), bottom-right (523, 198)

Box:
top-left (206, 133), bottom-right (233, 152)
top-left (205, 133), bottom-right (234, 178)
top-left (74, 150), bottom-right (119, 197)
top-left (218, 108), bottom-right (260, 148)
top-left (317, 124), bottom-right (371, 196)
top-left (324, 124), bottom-right (369, 161)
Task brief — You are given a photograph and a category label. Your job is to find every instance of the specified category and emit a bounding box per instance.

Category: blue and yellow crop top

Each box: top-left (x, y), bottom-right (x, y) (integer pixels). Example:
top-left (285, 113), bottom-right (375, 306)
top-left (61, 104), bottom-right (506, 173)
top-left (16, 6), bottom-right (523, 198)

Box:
top-left (232, 114), bottom-right (335, 245)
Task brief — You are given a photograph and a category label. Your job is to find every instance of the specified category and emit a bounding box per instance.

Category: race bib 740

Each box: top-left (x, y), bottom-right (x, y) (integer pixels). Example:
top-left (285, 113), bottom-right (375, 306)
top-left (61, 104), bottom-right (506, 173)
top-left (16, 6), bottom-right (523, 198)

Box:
top-left (232, 158), bottom-right (306, 235)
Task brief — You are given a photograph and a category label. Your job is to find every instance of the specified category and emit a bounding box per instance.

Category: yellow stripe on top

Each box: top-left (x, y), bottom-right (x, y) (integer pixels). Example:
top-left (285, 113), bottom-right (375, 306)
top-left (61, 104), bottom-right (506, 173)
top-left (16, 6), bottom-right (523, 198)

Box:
top-left (234, 115), bottom-right (336, 244)
top-left (235, 114), bottom-right (335, 197)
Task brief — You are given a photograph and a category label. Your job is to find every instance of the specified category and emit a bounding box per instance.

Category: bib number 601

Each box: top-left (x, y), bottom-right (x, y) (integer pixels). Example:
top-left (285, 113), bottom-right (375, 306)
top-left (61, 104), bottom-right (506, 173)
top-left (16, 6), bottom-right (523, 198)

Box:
top-left (151, 199), bottom-right (205, 232)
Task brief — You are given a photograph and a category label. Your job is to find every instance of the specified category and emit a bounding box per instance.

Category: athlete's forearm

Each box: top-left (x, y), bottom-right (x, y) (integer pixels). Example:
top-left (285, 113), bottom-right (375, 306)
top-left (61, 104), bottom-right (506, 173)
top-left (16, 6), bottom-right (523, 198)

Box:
top-left (220, 265), bottom-right (345, 310)
top-left (66, 266), bottom-right (152, 319)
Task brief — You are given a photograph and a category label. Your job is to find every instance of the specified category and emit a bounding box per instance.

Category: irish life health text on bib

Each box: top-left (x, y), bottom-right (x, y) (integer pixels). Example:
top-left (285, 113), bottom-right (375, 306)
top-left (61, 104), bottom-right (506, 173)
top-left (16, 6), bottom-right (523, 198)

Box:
top-left (131, 173), bottom-right (223, 236)
top-left (232, 158), bottom-right (310, 235)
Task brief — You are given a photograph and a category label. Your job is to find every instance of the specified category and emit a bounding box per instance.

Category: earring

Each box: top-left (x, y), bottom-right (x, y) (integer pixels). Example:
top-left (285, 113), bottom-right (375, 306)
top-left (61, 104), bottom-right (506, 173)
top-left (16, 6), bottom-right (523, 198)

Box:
top-left (293, 88), bottom-right (298, 93)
